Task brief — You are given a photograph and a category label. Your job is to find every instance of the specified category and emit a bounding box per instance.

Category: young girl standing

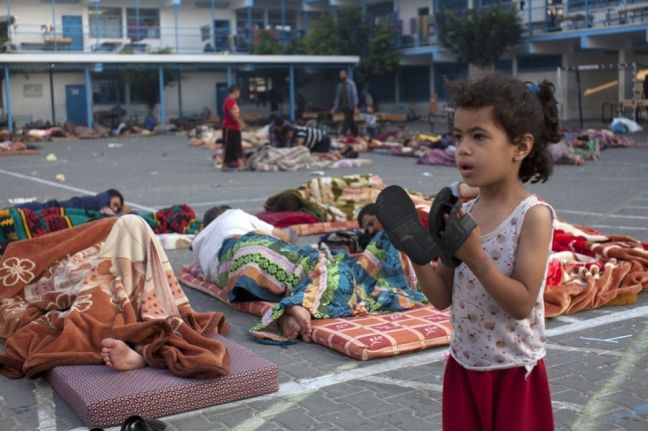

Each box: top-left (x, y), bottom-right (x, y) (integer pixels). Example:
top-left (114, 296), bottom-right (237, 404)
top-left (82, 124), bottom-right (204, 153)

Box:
top-left (378, 74), bottom-right (560, 430)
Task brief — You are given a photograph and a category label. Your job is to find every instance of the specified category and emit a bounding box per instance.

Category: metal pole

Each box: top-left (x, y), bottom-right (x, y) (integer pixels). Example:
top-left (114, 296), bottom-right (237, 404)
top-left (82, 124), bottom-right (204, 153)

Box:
top-left (4, 65), bottom-right (13, 133)
top-left (159, 66), bottom-right (166, 124)
top-left (174, 3), bottom-right (179, 53)
top-left (247, 6), bottom-right (252, 52)
top-left (575, 68), bottom-right (583, 129)
top-left (116, 70), bottom-right (123, 125)
top-left (49, 64), bottom-right (56, 125)
top-left (51, 0), bottom-right (57, 51)
top-left (84, 65), bottom-right (93, 128)
top-left (94, 0), bottom-right (99, 48)
top-left (227, 66), bottom-right (233, 87)
top-left (210, 0), bottom-right (216, 50)
top-left (632, 62), bottom-right (637, 121)
top-left (528, 0), bottom-right (533, 36)
top-left (136, 0), bottom-right (141, 42)
top-left (289, 64), bottom-right (295, 122)
top-left (585, 0), bottom-right (590, 28)
top-left (361, 0), bottom-right (366, 22)
top-left (177, 65), bottom-right (183, 118)
top-left (281, 0), bottom-right (286, 45)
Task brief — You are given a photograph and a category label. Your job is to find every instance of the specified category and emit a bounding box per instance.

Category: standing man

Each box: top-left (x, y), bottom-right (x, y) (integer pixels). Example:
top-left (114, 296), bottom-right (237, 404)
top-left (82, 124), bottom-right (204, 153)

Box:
top-left (331, 69), bottom-right (359, 137)
top-left (222, 85), bottom-right (246, 171)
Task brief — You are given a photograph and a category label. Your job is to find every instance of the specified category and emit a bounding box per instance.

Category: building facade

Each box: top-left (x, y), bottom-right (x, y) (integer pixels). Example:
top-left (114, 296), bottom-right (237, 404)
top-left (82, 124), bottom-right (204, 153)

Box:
top-left (0, 0), bottom-right (646, 128)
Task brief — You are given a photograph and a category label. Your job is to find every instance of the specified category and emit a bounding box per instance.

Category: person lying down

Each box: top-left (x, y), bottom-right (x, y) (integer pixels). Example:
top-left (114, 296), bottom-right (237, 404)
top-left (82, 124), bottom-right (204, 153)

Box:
top-left (191, 206), bottom-right (428, 342)
top-left (0, 215), bottom-right (230, 378)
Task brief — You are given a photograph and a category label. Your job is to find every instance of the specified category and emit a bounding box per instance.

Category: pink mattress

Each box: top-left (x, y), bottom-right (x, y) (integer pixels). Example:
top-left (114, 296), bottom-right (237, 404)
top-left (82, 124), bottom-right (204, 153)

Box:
top-left (46, 334), bottom-right (278, 429)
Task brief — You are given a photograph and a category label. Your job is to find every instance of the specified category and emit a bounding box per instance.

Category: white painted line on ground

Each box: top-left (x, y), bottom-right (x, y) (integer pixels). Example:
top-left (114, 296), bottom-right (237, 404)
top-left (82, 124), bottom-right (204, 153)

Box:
top-left (623, 205), bottom-right (648, 210)
top-left (546, 343), bottom-right (623, 357)
top-left (157, 197), bottom-right (267, 209)
top-left (33, 378), bottom-right (56, 431)
top-left (359, 375), bottom-right (444, 393)
top-left (571, 317), bottom-right (648, 431)
top-left (546, 305), bottom-right (648, 338)
top-left (553, 401), bottom-right (583, 412)
top-left (557, 209), bottom-right (648, 220)
top-left (552, 315), bottom-right (583, 324)
top-left (138, 304), bottom-right (648, 430)
top-left (0, 167), bottom-right (157, 212)
top-left (590, 224), bottom-right (648, 232)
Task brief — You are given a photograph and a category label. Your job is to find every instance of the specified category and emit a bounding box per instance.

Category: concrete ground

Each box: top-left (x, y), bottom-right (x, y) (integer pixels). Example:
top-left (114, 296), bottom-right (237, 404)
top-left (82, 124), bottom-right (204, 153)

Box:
top-left (0, 132), bottom-right (647, 431)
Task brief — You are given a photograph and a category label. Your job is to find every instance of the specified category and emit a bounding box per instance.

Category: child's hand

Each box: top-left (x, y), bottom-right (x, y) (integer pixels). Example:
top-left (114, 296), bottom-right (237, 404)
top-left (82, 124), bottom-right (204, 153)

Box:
top-left (445, 210), bottom-right (483, 264)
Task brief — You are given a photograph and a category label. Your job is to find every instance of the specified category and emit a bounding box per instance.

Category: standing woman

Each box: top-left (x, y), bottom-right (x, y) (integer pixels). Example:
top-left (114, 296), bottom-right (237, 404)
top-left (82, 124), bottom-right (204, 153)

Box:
top-left (222, 85), bottom-right (246, 171)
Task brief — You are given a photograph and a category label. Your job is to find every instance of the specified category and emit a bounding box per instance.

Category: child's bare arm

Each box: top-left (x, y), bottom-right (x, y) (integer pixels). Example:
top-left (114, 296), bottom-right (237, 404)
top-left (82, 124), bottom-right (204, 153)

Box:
top-left (412, 261), bottom-right (453, 310)
top-left (456, 205), bottom-right (553, 319)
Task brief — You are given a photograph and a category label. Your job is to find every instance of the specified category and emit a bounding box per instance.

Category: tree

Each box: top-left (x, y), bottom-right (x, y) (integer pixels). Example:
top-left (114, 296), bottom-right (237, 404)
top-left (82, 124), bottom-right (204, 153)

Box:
top-left (437, 6), bottom-right (522, 74)
top-left (305, 8), bottom-right (400, 85)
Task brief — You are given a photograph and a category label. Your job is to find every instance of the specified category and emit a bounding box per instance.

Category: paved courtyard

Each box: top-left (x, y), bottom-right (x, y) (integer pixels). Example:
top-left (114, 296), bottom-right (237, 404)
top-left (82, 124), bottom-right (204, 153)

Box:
top-left (1, 133), bottom-right (647, 431)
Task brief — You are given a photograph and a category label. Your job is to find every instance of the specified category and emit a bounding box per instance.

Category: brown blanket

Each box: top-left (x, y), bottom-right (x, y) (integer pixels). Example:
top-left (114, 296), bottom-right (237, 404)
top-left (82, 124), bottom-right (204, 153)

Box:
top-left (544, 220), bottom-right (648, 317)
top-left (0, 215), bottom-right (229, 378)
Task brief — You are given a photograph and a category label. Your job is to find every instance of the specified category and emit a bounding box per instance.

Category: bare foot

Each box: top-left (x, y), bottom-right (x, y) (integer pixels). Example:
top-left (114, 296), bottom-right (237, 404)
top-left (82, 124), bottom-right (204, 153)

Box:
top-left (286, 305), bottom-right (313, 342)
top-left (100, 338), bottom-right (146, 371)
top-left (278, 314), bottom-right (301, 339)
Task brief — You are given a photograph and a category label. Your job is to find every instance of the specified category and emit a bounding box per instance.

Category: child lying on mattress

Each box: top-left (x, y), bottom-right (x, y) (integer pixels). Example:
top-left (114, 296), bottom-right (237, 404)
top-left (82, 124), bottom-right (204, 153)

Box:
top-left (192, 206), bottom-right (428, 343)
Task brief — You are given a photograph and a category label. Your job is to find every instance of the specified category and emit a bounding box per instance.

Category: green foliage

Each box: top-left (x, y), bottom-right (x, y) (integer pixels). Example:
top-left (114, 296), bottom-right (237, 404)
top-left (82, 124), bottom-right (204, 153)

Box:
top-left (304, 8), bottom-right (400, 84)
top-left (437, 6), bottom-right (522, 68)
top-left (252, 30), bottom-right (283, 55)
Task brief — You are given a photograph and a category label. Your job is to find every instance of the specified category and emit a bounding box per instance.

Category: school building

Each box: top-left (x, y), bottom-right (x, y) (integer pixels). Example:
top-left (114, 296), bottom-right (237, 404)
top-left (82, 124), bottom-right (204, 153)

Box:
top-left (0, 0), bottom-right (646, 130)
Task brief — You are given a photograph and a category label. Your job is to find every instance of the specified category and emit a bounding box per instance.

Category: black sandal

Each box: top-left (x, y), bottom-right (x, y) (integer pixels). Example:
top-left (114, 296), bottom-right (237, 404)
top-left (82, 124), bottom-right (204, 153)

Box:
top-left (428, 187), bottom-right (477, 268)
top-left (120, 415), bottom-right (167, 431)
top-left (375, 185), bottom-right (439, 265)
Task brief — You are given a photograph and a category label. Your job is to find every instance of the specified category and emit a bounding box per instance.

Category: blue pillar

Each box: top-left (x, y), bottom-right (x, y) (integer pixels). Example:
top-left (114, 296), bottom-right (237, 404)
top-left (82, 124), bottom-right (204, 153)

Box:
top-left (347, 66), bottom-right (353, 81)
top-left (135, 0), bottom-right (141, 42)
top-left (528, 0), bottom-right (533, 36)
top-left (281, 0), bottom-right (286, 43)
top-left (584, 0), bottom-right (590, 27)
top-left (174, 2), bottom-right (180, 53)
top-left (227, 66), bottom-right (233, 87)
top-left (94, 0), bottom-right (99, 48)
top-left (51, 0), bottom-right (57, 51)
top-left (361, 0), bottom-right (366, 22)
top-left (158, 66), bottom-right (166, 124)
top-left (84, 65), bottom-right (93, 128)
top-left (210, 0), bottom-right (216, 50)
top-left (247, 6), bottom-right (252, 51)
top-left (4, 65), bottom-right (13, 133)
top-left (289, 64), bottom-right (295, 122)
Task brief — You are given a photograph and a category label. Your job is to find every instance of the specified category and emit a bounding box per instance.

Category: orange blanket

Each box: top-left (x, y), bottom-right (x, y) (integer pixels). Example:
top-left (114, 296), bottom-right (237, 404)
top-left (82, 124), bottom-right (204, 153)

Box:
top-left (544, 220), bottom-right (648, 317)
top-left (0, 215), bottom-right (230, 378)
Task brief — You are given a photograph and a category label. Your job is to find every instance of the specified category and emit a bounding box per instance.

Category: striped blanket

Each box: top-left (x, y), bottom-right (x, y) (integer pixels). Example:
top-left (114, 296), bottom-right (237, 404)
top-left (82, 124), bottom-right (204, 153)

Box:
top-left (214, 230), bottom-right (426, 340)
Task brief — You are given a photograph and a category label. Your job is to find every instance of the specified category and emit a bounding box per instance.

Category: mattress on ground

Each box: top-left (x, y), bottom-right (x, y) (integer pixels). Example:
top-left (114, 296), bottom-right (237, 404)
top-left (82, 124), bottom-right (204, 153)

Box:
top-left (46, 334), bottom-right (278, 429)
top-left (179, 263), bottom-right (451, 361)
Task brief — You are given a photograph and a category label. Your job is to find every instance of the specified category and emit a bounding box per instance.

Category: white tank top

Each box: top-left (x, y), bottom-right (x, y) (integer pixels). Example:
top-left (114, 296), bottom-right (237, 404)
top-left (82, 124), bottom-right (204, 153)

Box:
top-left (450, 195), bottom-right (554, 371)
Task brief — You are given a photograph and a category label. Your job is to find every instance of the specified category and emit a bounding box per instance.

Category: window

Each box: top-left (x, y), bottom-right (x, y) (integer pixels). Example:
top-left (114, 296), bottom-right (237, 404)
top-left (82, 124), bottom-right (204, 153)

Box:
top-left (89, 7), bottom-right (122, 38)
top-left (236, 8), bottom-right (264, 30)
top-left (126, 8), bottom-right (160, 41)
top-left (435, 0), bottom-right (468, 12)
top-left (495, 59), bottom-right (513, 74)
top-left (517, 55), bottom-right (562, 72)
top-left (92, 79), bottom-right (125, 105)
top-left (267, 9), bottom-right (297, 31)
top-left (400, 66), bottom-right (430, 102)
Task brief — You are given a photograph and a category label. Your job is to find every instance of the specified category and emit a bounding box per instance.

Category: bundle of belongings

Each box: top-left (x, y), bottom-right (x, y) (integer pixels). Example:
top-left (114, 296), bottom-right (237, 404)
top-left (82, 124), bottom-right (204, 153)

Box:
top-left (0, 141), bottom-right (39, 157)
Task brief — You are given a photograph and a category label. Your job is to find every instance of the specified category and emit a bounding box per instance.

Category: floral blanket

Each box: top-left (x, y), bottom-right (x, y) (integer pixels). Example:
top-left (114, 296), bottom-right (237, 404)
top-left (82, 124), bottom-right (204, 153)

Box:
top-left (0, 215), bottom-right (229, 378)
top-left (214, 231), bottom-right (426, 340)
top-left (544, 220), bottom-right (648, 316)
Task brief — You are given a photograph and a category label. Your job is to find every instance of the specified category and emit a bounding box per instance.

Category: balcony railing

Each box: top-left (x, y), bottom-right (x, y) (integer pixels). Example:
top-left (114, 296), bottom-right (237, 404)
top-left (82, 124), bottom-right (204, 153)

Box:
top-left (1, 2), bottom-right (647, 56)
top-left (0, 23), bottom-right (304, 54)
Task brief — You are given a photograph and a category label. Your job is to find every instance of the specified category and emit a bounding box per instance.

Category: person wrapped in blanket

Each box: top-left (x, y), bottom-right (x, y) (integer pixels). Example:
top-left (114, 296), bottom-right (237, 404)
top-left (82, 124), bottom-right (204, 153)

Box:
top-left (13, 189), bottom-right (128, 215)
top-left (192, 206), bottom-right (428, 343)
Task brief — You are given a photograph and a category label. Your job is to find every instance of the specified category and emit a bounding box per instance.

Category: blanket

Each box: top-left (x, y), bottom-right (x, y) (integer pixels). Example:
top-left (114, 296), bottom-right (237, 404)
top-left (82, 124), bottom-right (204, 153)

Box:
top-left (544, 220), bottom-right (648, 316)
top-left (214, 231), bottom-right (426, 340)
top-left (264, 174), bottom-right (433, 223)
top-left (0, 204), bottom-right (201, 247)
top-left (246, 145), bottom-right (371, 172)
top-left (0, 215), bottom-right (229, 378)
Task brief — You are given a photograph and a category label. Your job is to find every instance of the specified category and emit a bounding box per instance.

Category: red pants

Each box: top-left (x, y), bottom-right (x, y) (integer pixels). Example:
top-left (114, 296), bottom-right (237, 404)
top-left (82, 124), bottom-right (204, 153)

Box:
top-left (442, 355), bottom-right (554, 431)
